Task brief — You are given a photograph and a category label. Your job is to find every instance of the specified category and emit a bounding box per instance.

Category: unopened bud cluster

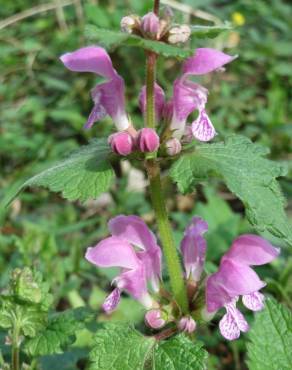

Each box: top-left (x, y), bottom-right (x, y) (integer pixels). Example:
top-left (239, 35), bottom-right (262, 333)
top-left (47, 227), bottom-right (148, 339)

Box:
top-left (109, 128), bottom-right (160, 157)
top-left (120, 7), bottom-right (191, 45)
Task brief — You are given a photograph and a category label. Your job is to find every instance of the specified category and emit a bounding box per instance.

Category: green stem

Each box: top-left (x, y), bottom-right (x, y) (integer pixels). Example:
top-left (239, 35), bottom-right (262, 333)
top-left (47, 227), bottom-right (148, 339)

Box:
top-left (144, 0), bottom-right (188, 313)
top-left (11, 326), bottom-right (20, 370)
top-left (146, 160), bottom-right (188, 313)
top-left (145, 52), bottom-right (156, 129)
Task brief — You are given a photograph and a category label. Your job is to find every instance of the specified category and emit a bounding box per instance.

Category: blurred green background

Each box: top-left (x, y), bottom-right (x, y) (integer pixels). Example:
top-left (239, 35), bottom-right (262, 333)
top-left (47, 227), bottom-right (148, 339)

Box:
top-left (1, 0), bottom-right (291, 369)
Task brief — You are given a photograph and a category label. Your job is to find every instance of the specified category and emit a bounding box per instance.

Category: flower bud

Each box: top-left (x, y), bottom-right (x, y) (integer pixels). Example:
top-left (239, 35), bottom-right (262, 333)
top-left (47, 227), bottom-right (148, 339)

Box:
top-left (168, 25), bottom-right (191, 44)
top-left (108, 132), bottom-right (134, 156)
top-left (178, 316), bottom-right (196, 333)
top-left (165, 138), bottom-right (182, 156)
top-left (137, 128), bottom-right (160, 153)
top-left (145, 309), bottom-right (167, 329)
top-left (141, 12), bottom-right (160, 39)
top-left (120, 15), bottom-right (141, 34)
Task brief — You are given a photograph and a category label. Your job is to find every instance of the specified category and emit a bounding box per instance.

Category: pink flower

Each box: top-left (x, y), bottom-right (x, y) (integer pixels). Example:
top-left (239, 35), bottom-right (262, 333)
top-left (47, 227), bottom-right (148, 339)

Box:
top-left (60, 46), bottom-right (130, 131)
top-left (108, 132), bottom-right (134, 156)
top-left (137, 128), bottom-right (160, 153)
top-left (85, 215), bottom-right (162, 312)
top-left (206, 234), bottom-right (279, 340)
top-left (169, 48), bottom-right (236, 140)
top-left (180, 217), bottom-right (208, 281)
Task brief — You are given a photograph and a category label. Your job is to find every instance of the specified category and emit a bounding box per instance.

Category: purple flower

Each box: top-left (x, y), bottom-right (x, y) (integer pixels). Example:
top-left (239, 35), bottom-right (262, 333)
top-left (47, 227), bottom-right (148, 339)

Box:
top-left (180, 217), bottom-right (208, 281)
top-left (206, 234), bottom-right (279, 340)
top-left (85, 215), bottom-right (162, 313)
top-left (60, 46), bottom-right (130, 131)
top-left (109, 215), bottom-right (162, 291)
top-left (169, 48), bottom-right (236, 140)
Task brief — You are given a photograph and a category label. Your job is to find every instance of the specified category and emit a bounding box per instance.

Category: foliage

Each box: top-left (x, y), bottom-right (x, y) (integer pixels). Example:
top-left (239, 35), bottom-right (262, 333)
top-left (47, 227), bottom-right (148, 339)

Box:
top-left (247, 298), bottom-right (292, 370)
top-left (85, 26), bottom-right (193, 59)
top-left (0, 0), bottom-right (291, 369)
top-left (4, 139), bottom-right (114, 204)
top-left (89, 323), bottom-right (207, 370)
top-left (170, 135), bottom-right (292, 247)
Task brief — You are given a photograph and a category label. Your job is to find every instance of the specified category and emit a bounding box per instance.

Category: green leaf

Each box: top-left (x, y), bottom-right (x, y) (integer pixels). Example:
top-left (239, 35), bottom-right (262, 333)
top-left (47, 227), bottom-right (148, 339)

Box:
top-left (190, 23), bottom-right (232, 39)
top-left (4, 139), bottom-right (114, 205)
top-left (170, 135), bottom-right (292, 246)
top-left (89, 323), bottom-right (207, 370)
top-left (247, 298), bottom-right (292, 370)
top-left (0, 299), bottom-right (47, 337)
top-left (154, 334), bottom-right (207, 370)
top-left (0, 268), bottom-right (52, 337)
top-left (85, 26), bottom-right (193, 59)
top-left (24, 308), bottom-right (93, 356)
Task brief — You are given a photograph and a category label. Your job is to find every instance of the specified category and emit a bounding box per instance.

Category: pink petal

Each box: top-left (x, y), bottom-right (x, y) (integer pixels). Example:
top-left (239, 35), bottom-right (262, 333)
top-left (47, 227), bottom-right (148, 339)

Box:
top-left (85, 236), bottom-right (140, 270)
top-left (219, 311), bottom-right (241, 341)
top-left (108, 215), bottom-right (158, 252)
top-left (206, 259), bottom-right (266, 312)
top-left (115, 266), bottom-right (147, 300)
top-left (109, 215), bottom-right (162, 288)
top-left (206, 273), bottom-right (234, 312)
top-left (84, 102), bottom-right (107, 129)
top-left (191, 109), bottom-right (216, 142)
top-left (242, 291), bottom-right (265, 311)
top-left (139, 83), bottom-right (165, 122)
top-left (181, 217), bottom-right (208, 281)
top-left (102, 288), bottom-right (121, 313)
top-left (60, 46), bottom-right (116, 79)
top-left (224, 234), bottom-right (280, 266)
top-left (171, 79), bottom-right (208, 138)
top-left (182, 48), bottom-right (237, 76)
top-left (218, 259), bottom-right (266, 296)
top-left (90, 77), bottom-right (129, 131)
top-left (219, 299), bottom-right (249, 340)
top-left (188, 216), bottom-right (209, 235)
top-left (137, 249), bottom-right (162, 292)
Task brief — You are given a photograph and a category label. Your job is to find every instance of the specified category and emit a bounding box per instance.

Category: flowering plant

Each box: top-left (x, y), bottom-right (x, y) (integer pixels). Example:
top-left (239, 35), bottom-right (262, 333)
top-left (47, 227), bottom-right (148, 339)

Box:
top-left (3, 0), bottom-right (292, 369)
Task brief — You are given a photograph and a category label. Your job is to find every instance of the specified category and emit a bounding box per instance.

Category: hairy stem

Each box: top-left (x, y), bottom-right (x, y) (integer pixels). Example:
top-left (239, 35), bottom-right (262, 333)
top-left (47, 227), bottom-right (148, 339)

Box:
top-left (146, 160), bottom-right (188, 313)
top-left (153, 0), bottom-right (160, 15)
top-left (11, 326), bottom-right (20, 370)
top-left (145, 52), bottom-right (156, 129)
top-left (143, 0), bottom-right (188, 314)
